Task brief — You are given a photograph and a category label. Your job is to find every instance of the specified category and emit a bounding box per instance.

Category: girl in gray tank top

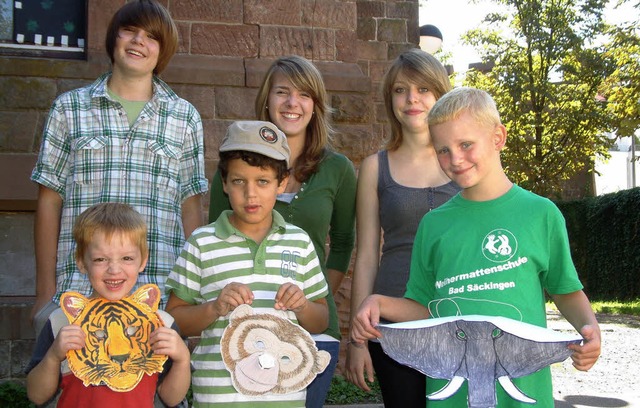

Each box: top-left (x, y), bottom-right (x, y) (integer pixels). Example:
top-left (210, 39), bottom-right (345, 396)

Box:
top-left (346, 49), bottom-right (458, 408)
top-left (374, 150), bottom-right (460, 298)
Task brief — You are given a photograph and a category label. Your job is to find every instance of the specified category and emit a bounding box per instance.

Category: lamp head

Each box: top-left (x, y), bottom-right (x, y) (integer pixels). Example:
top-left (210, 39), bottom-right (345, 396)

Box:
top-left (419, 24), bottom-right (443, 53)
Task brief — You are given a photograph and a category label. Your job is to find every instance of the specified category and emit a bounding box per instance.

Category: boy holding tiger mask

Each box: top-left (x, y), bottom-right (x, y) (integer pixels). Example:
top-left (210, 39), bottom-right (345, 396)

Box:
top-left (26, 203), bottom-right (191, 408)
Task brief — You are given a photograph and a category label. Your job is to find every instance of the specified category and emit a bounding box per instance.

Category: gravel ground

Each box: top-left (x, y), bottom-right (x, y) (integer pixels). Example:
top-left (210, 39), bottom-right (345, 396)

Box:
top-left (548, 310), bottom-right (640, 407)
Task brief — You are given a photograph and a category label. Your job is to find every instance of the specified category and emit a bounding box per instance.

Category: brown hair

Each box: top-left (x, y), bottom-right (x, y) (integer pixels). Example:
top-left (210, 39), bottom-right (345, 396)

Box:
top-left (382, 49), bottom-right (452, 151)
top-left (73, 203), bottom-right (148, 263)
top-left (105, 0), bottom-right (178, 75)
top-left (254, 56), bottom-right (334, 182)
top-left (218, 151), bottom-right (290, 184)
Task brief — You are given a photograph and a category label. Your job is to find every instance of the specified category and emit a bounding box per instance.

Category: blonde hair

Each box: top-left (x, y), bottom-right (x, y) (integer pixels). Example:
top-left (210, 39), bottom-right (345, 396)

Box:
top-left (428, 87), bottom-right (501, 129)
top-left (105, 0), bottom-right (178, 75)
top-left (382, 49), bottom-right (452, 151)
top-left (255, 56), bottom-right (334, 182)
top-left (73, 203), bottom-right (148, 263)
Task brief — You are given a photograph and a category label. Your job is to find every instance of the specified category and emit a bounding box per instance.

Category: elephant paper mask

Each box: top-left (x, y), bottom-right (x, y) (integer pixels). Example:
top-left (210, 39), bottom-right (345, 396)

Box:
top-left (377, 315), bottom-right (582, 408)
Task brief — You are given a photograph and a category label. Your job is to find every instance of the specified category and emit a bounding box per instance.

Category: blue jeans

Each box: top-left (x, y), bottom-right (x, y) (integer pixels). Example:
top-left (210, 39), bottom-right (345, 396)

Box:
top-left (305, 340), bottom-right (340, 408)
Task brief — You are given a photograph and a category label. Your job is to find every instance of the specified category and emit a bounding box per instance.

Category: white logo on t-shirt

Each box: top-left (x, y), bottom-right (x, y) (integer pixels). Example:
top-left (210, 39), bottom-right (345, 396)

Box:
top-left (482, 229), bottom-right (517, 262)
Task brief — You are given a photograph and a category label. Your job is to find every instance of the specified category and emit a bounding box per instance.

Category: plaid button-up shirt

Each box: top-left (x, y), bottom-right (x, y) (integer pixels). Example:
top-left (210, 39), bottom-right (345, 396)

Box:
top-left (31, 72), bottom-right (209, 306)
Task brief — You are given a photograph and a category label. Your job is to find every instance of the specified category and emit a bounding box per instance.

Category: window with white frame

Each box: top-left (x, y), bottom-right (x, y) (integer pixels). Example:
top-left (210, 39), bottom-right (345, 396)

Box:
top-left (0, 0), bottom-right (86, 57)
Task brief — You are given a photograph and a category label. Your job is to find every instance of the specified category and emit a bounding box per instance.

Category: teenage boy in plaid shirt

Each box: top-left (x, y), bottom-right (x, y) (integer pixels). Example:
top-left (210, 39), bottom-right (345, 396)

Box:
top-left (30, 0), bottom-right (208, 338)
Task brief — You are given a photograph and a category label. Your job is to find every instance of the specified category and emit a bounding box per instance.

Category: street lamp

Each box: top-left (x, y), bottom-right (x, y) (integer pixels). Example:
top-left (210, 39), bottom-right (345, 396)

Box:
top-left (419, 24), bottom-right (443, 53)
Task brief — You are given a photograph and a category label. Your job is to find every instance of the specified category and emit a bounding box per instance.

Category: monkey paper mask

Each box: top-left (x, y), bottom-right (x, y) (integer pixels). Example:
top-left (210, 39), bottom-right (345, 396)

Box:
top-left (220, 304), bottom-right (331, 395)
top-left (59, 284), bottom-right (168, 392)
top-left (377, 315), bottom-right (582, 408)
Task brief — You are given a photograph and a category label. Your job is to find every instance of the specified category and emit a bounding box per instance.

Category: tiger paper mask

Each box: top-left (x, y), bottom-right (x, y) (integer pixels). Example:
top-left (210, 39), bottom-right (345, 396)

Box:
top-left (220, 304), bottom-right (331, 395)
top-left (59, 284), bottom-right (168, 392)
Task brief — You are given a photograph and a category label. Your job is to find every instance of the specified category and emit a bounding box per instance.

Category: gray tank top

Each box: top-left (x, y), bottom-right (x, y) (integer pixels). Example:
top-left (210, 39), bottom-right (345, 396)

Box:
top-left (373, 150), bottom-right (460, 297)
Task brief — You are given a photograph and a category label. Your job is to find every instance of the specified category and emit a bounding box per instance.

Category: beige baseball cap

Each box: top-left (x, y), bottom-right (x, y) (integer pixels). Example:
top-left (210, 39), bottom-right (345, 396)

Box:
top-left (220, 121), bottom-right (290, 167)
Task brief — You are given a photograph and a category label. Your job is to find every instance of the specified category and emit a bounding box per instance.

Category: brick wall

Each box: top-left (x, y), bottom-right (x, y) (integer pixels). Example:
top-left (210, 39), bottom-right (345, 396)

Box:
top-left (0, 0), bottom-right (421, 382)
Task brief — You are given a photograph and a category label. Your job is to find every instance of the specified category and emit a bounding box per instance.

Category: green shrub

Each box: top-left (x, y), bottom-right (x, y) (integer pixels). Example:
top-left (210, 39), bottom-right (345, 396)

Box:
top-left (0, 381), bottom-right (34, 408)
top-left (557, 187), bottom-right (640, 301)
top-left (325, 374), bottom-right (382, 405)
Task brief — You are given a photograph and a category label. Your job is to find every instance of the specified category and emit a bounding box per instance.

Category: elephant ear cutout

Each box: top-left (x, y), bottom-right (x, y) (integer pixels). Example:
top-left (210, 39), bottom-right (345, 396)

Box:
top-left (378, 314), bottom-right (582, 407)
top-left (220, 304), bottom-right (330, 396)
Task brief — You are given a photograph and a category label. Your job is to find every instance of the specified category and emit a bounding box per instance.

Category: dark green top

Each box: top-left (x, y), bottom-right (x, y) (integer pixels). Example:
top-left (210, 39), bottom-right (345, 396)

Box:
top-left (209, 150), bottom-right (357, 339)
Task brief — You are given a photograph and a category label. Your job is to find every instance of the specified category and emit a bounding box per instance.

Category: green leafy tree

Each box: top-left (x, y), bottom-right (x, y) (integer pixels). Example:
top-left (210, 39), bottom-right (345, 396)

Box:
top-left (462, 0), bottom-right (619, 198)
top-left (599, 15), bottom-right (640, 139)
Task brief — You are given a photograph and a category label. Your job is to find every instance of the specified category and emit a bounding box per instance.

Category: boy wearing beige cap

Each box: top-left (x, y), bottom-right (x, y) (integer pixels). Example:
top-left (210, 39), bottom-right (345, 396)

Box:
top-left (165, 120), bottom-right (330, 407)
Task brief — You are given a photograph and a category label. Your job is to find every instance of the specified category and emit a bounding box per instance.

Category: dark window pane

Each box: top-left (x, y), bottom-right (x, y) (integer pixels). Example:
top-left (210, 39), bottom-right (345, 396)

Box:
top-left (13, 0), bottom-right (86, 48)
top-left (0, 0), bottom-right (12, 41)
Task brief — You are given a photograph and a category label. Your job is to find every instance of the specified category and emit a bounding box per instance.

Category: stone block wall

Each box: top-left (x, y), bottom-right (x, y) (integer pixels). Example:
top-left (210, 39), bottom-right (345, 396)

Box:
top-left (0, 0), bottom-right (421, 382)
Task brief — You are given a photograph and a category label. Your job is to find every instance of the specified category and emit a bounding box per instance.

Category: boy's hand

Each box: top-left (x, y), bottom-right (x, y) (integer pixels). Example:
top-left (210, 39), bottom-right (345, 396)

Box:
top-left (150, 327), bottom-right (190, 363)
top-left (274, 283), bottom-right (307, 313)
top-left (569, 324), bottom-right (601, 371)
top-left (351, 295), bottom-right (383, 343)
top-left (214, 282), bottom-right (254, 317)
top-left (52, 325), bottom-right (85, 361)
